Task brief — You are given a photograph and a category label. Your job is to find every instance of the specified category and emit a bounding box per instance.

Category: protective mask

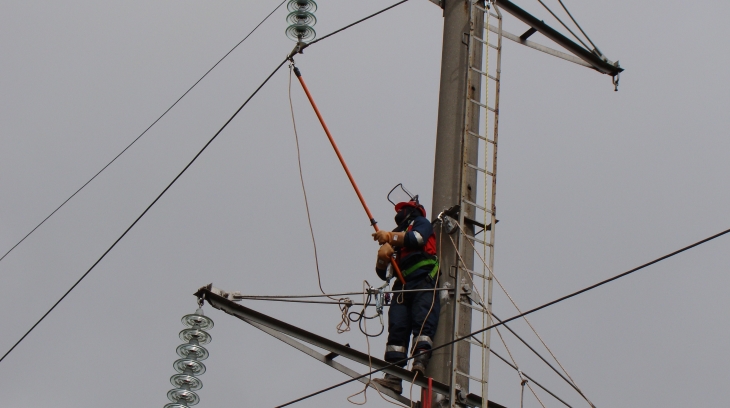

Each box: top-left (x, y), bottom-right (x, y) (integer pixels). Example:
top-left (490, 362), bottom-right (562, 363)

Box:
top-left (394, 208), bottom-right (411, 226)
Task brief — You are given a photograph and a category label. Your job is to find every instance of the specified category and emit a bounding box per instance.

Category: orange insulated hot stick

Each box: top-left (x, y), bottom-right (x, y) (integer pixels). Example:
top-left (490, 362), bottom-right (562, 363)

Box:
top-left (292, 64), bottom-right (406, 285)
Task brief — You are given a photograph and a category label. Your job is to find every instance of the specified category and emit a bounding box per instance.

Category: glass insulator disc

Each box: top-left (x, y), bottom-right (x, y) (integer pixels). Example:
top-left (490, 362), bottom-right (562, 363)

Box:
top-left (179, 329), bottom-right (212, 345)
top-left (167, 388), bottom-right (200, 406)
top-left (164, 403), bottom-right (190, 408)
top-left (176, 343), bottom-right (209, 361)
top-left (170, 374), bottom-right (203, 391)
top-left (173, 358), bottom-right (206, 376)
top-left (181, 314), bottom-right (214, 331)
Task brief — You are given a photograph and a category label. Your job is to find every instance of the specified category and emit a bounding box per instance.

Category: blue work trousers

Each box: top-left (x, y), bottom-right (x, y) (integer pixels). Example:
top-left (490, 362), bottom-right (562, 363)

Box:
top-left (384, 275), bottom-right (440, 366)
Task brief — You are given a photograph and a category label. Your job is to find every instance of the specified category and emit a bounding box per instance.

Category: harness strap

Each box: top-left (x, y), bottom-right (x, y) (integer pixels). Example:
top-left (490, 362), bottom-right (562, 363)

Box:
top-left (401, 258), bottom-right (439, 279)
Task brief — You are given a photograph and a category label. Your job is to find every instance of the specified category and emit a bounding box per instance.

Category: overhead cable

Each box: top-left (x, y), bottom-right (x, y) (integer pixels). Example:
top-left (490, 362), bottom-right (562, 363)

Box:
top-left (536, 0), bottom-right (591, 51)
top-left (0, 0), bottom-right (287, 266)
top-left (556, 0), bottom-right (601, 54)
top-left (0, 57), bottom-right (290, 366)
top-left (491, 312), bottom-right (587, 400)
top-left (453, 223), bottom-right (596, 407)
top-left (449, 235), bottom-right (551, 408)
top-left (301, 0), bottom-right (409, 51)
top-left (469, 334), bottom-right (571, 408)
top-left (274, 226), bottom-right (730, 407)
top-left (0, 0), bottom-right (419, 366)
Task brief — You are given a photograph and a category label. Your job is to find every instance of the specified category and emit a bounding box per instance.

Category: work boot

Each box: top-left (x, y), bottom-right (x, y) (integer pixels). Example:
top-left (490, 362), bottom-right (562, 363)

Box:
top-left (372, 373), bottom-right (403, 395)
top-left (411, 350), bottom-right (430, 376)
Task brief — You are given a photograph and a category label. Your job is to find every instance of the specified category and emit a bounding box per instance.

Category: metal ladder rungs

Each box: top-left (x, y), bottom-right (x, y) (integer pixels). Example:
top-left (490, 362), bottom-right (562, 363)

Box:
top-left (456, 369), bottom-right (488, 384)
top-left (469, 66), bottom-right (499, 82)
top-left (459, 266), bottom-right (490, 280)
top-left (471, 35), bottom-right (497, 49)
top-left (472, 35), bottom-right (500, 50)
top-left (468, 98), bottom-right (495, 112)
top-left (466, 162), bottom-right (494, 177)
top-left (465, 336), bottom-right (484, 348)
top-left (467, 130), bottom-right (496, 144)
top-left (474, 4), bottom-right (501, 17)
top-left (472, 3), bottom-right (502, 20)
top-left (459, 299), bottom-right (486, 313)
top-left (464, 233), bottom-right (492, 246)
top-left (461, 199), bottom-right (490, 213)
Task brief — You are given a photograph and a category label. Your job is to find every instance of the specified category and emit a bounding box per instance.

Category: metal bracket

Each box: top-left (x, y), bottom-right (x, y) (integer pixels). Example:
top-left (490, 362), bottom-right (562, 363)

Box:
top-left (496, 0), bottom-right (623, 76)
top-left (439, 204), bottom-right (498, 232)
top-left (519, 27), bottom-right (537, 41)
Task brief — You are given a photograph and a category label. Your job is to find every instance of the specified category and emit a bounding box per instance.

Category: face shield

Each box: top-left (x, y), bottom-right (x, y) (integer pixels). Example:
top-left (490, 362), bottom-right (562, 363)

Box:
top-left (387, 183), bottom-right (415, 207)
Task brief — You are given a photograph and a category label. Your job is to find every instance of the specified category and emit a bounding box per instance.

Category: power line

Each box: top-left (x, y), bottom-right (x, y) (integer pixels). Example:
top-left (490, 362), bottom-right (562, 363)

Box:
top-left (536, 0), bottom-right (591, 51)
top-left (298, 0), bottom-right (410, 52)
top-left (555, 0), bottom-right (601, 53)
top-left (490, 312), bottom-right (586, 400)
top-left (0, 0), bottom-right (287, 266)
top-left (274, 227), bottom-right (730, 407)
top-left (0, 0), bottom-right (418, 366)
top-left (489, 348), bottom-right (572, 408)
top-left (0, 57), bottom-right (289, 366)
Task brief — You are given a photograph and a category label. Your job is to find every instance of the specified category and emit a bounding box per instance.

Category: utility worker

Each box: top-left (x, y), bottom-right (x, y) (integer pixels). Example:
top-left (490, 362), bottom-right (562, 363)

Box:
top-left (371, 197), bottom-right (440, 395)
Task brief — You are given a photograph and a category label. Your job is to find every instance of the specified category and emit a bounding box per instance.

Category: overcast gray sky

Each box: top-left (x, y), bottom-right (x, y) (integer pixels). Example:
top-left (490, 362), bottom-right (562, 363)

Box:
top-left (1, 0), bottom-right (729, 407)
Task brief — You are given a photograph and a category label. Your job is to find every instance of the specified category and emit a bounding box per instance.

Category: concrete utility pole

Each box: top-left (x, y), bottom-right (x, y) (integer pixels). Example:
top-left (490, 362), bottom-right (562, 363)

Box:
top-left (429, 0), bottom-right (485, 405)
top-left (426, 0), bottom-right (623, 405)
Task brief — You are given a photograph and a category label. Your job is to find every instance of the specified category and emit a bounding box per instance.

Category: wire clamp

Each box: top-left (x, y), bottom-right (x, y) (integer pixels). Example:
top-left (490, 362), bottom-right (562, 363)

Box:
top-left (518, 370), bottom-right (528, 386)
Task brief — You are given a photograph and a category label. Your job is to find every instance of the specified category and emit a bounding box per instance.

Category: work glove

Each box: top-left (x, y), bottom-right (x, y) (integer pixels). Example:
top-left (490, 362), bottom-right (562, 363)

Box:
top-left (372, 231), bottom-right (406, 247)
top-left (375, 243), bottom-right (394, 281)
top-left (377, 243), bottom-right (394, 263)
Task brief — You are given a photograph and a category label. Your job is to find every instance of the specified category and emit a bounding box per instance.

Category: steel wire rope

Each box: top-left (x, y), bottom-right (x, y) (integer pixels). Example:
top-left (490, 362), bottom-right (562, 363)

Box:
top-left (391, 220), bottom-right (445, 405)
top-left (477, 341), bottom-right (573, 408)
top-left (0, 57), bottom-right (290, 365)
top-left (0, 0), bottom-right (417, 366)
top-left (535, 0), bottom-right (591, 51)
top-left (555, 0), bottom-right (601, 54)
top-left (350, 221), bottom-right (444, 405)
top-left (352, 216), bottom-right (445, 405)
top-left (447, 234), bottom-right (547, 408)
top-left (235, 287), bottom-right (451, 299)
top-left (299, 0), bottom-right (409, 51)
top-left (273, 226), bottom-right (730, 407)
top-left (0, 0), bottom-right (287, 266)
top-left (288, 62), bottom-right (353, 334)
top-left (347, 287), bottom-right (384, 338)
top-left (490, 310), bottom-right (585, 399)
top-left (236, 298), bottom-right (375, 306)
top-left (346, 280), bottom-right (409, 408)
top-left (454, 222), bottom-right (597, 407)
top-left (224, 281), bottom-right (650, 408)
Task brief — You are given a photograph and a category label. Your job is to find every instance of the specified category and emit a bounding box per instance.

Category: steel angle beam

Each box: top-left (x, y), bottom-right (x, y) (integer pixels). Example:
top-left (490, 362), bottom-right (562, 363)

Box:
top-left (245, 317), bottom-right (413, 405)
top-left (489, 24), bottom-right (592, 68)
top-left (194, 285), bottom-right (507, 408)
top-left (496, 0), bottom-right (623, 76)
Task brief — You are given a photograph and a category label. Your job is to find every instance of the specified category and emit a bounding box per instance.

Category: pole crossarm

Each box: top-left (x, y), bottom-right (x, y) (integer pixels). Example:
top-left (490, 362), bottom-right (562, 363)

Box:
top-left (496, 0), bottom-right (622, 76)
top-left (194, 285), bottom-right (507, 408)
top-left (488, 24), bottom-right (592, 69)
top-left (246, 315), bottom-right (413, 405)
